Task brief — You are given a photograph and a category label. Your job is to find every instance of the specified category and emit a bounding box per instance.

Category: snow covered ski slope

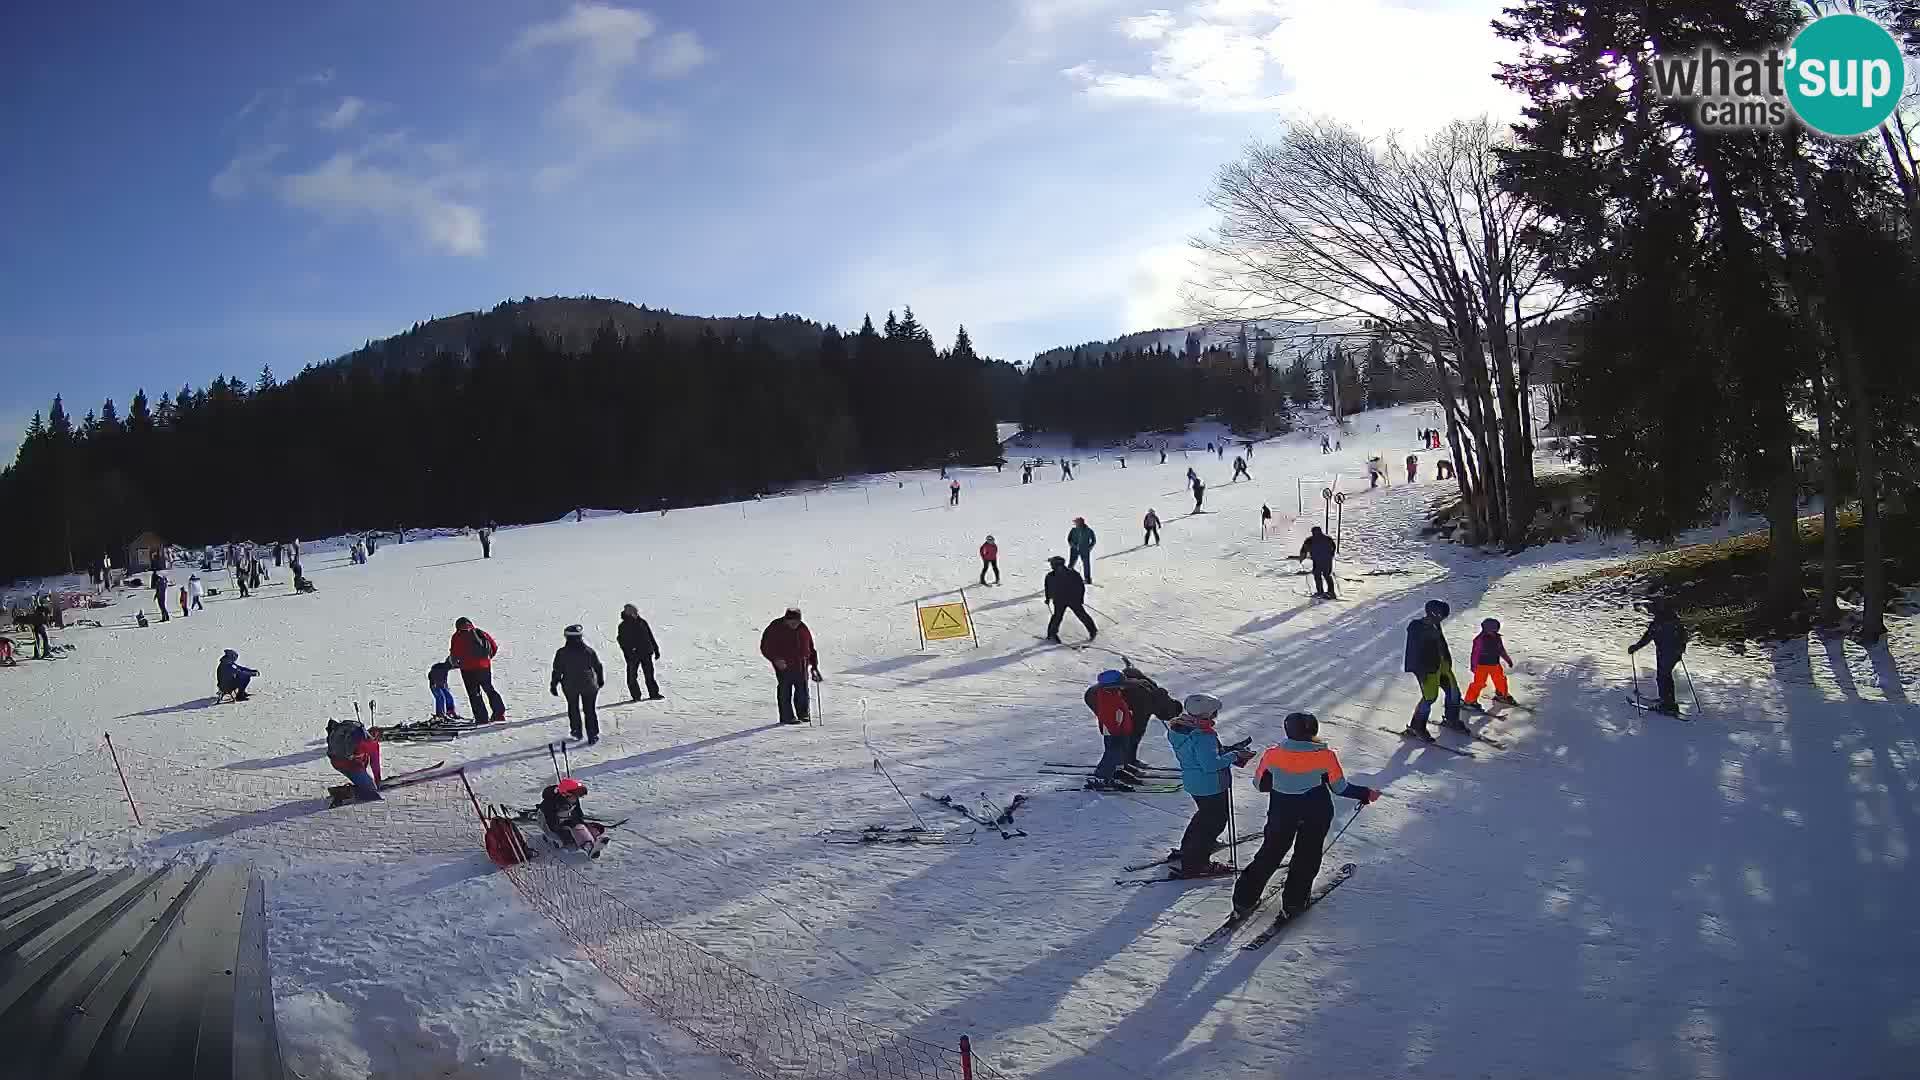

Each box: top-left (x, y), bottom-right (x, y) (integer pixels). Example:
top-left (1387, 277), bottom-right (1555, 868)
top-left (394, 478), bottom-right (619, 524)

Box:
top-left (3, 403), bottom-right (1916, 1079)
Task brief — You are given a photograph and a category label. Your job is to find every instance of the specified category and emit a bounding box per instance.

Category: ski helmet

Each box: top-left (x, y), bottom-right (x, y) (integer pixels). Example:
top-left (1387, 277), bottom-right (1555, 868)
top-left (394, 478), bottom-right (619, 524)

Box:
top-left (1182, 693), bottom-right (1222, 720)
top-left (556, 777), bottom-right (586, 797)
top-left (1482, 618), bottom-right (1500, 632)
top-left (1424, 599), bottom-right (1450, 619)
top-left (563, 624), bottom-right (584, 639)
top-left (985, 534), bottom-right (994, 543)
top-left (1097, 670), bottom-right (1124, 687)
top-left (1283, 711), bottom-right (1320, 741)
top-left (221, 649), bottom-right (238, 661)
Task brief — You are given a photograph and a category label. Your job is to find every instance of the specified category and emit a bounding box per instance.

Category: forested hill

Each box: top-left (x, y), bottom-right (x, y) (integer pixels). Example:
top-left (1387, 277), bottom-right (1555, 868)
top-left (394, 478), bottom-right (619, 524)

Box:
top-left (332, 296), bottom-right (833, 374)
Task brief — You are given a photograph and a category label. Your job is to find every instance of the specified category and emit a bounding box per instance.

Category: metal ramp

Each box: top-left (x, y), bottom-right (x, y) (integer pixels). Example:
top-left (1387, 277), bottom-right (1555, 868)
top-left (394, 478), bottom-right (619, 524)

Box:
top-left (0, 859), bottom-right (284, 1080)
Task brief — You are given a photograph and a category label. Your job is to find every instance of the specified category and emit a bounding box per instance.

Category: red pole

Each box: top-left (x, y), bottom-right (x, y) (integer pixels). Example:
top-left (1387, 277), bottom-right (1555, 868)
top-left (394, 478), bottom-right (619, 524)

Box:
top-left (960, 1036), bottom-right (974, 1080)
top-left (102, 732), bottom-right (142, 826)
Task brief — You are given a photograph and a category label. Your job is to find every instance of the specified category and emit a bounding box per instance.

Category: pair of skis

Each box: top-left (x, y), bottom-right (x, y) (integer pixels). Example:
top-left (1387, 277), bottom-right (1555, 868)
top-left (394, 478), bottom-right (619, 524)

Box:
top-left (820, 824), bottom-right (976, 845)
top-left (1189, 863), bottom-right (1358, 951)
top-left (919, 792), bottom-right (1028, 838)
top-left (1039, 764), bottom-right (1183, 793)
top-left (1118, 831), bottom-right (1263, 875)
top-left (325, 759), bottom-right (448, 808)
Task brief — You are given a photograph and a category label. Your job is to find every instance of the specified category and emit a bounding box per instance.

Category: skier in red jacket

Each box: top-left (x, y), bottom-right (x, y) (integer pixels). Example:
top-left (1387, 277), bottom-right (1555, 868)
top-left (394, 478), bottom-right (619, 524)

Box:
top-left (978, 535), bottom-right (1000, 585)
top-left (449, 617), bottom-right (507, 723)
top-left (759, 607), bottom-right (821, 725)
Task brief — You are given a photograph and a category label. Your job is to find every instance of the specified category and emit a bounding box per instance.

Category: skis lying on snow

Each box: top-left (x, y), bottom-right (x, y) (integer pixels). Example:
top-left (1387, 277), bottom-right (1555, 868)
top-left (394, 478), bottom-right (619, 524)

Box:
top-left (1377, 727), bottom-right (1475, 757)
top-left (326, 760), bottom-right (447, 808)
top-left (1115, 867), bottom-right (1240, 888)
top-left (1120, 833), bottom-right (1261, 874)
top-left (920, 793), bottom-right (1029, 837)
top-left (820, 825), bottom-right (976, 845)
top-left (1240, 862), bottom-right (1357, 950)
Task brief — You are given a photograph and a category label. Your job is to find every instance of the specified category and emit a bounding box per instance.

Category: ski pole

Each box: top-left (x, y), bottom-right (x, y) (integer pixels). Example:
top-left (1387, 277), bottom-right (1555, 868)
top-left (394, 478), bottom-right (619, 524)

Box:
top-left (1323, 803), bottom-right (1364, 860)
top-left (1680, 656), bottom-right (1703, 716)
top-left (874, 757), bottom-right (931, 830)
top-left (815, 679), bottom-right (826, 726)
top-left (1225, 774), bottom-right (1239, 871)
top-left (1629, 650), bottom-right (1641, 701)
top-left (548, 741), bottom-right (562, 785)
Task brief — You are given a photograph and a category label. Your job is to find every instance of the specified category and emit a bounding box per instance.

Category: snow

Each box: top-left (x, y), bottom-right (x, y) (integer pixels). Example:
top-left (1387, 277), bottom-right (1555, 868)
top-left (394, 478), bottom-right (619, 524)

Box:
top-left (3, 401), bottom-right (1916, 1079)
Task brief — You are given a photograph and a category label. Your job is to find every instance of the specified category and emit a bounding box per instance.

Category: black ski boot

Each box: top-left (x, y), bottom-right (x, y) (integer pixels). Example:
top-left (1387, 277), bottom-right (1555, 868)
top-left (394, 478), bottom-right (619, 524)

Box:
top-left (1400, 723), bottom-right (1435, 742)
top-left (1493, 693), bottom-right (1519, 706)
top-left (1439, 716), bottom-right (1471, 734)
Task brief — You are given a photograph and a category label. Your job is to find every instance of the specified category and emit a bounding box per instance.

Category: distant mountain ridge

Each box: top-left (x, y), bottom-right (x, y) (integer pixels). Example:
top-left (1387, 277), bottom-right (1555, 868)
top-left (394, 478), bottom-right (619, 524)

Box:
top-left (1032, 318), bottom-right (1365, 367)
top-left (330, 296), bottom-right (834, 374)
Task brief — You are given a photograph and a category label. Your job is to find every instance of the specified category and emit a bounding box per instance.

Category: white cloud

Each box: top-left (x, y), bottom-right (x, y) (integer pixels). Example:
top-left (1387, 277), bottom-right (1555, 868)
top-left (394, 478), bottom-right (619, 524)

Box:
top-left (211, 143), bottom-right (287, 198)
top-left (512, 3), bottom-right (705, 189)
top-left (317, 96), bottom-right (367, 130)
top-left (278, 148), bottom-right (487, 256)
top-left (1066, 0), bottom-right (1521, 132)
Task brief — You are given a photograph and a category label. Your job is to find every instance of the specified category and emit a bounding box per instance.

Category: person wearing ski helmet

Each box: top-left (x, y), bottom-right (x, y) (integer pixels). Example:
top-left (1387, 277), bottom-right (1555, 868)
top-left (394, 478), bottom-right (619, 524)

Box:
top-left (1233, 711), bottom-right (1379, 917)
top-left (1403, 599), bottom-right (1467, 738)
top-left (1464, 617), bottom-right (1518, 707)
top-left (550, 624), bottom-right (606, 745)
top-left (978, 535), bottom-right (1000, 585)
top-left (450, 617), bottom-right (507, 723)
top-left (1166, 693), bottom-right (1254, 878)
top-left (1083, 670), bottom-right (1137, 788)
top-left (1628, 600), bottom-right (1689, 714)
top-left (539, 776), bottom-right (607, 856)
top-left (216, 648), bottom-right (258, 701)
top-left (1066, 517), bottom-right (1096, 583)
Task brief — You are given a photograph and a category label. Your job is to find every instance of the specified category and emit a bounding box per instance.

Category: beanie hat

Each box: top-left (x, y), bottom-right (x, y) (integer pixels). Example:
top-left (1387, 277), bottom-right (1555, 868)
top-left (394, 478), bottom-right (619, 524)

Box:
top-left (1482, 618), bottom-right (1500, 632)
top-left (1425, 599), bottom-right (1450, 619)
top-left (563, 624), bottom-right (584, 639)
top-left (623, 603), bottom-right (639, 617)
top-left (1097, 670), bottom-right (1124, 686)
top-left (1283, 711), bottom-right (1320, 741)
top-left (1182, 693), bottom-right (1222, 720)
top-left (455, 617), bottom-right (473, 630)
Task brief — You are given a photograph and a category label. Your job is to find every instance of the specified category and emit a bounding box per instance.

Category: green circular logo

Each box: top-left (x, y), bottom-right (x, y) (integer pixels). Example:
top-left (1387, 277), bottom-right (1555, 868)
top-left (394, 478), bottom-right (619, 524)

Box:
top-left (1787, 14), bottom-right (1907, 137)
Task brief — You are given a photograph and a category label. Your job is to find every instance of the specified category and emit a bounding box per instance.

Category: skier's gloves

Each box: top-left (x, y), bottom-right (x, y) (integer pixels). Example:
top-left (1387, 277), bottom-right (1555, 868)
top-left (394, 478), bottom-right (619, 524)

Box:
top-left (550, 686), bottom-right (559, 697)
top-left (811, 669), bottom-right (825, 683)
top-left (1360, 787), bottom-right (1381, 805)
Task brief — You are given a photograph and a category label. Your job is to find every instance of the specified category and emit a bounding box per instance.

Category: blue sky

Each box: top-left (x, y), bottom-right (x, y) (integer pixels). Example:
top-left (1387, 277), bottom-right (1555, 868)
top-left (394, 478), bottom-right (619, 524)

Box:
top-left (0, 0), bottom-right (1516, 456)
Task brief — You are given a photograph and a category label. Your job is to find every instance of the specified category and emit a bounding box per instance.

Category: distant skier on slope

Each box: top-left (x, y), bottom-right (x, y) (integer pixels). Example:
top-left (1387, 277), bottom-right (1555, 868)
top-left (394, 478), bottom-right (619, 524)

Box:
top-left (1231, 456), bottom-right (1250, 482)
top-left (1061, 460), bottom-right (1074, 481)
top-left (617, 604), bottom-right (663, 701)
top-left (326, 717), bottom-right (383, 802)
top-left (950, 478), bottom-right (961, 506)
top-left (1143, 509), bottom-right (1161, 546)
top-left (1403, 600), bottom-right (1468, 739)
top-left (450, 617), bottom-right (507, 723)
top-left (1186, 467), bottom-right (1198, 489)
top-left (216, 648), bottom-right (257, 701)
top-left (1628, 601), bottom-right (1689, 715)
top-left (1168, 694), bottom-right (1254, 877)
top-left (152, 569), bottom-right (171, 621)
top-left (1022, 463), bottom-right (1033, 484)
top-left (550, 624), bottom-right (605, 745)
top-left (1406, 454), bottom-right (1419, 483)
top-left (979, 535), bottom-right (1000, 585)
top-left (539, 777), bottom-right (610, 857)
top-left (1067, 517), bottom-right (1096, 583)
top-left (760, 607), bottom-right (822, 725)
top-left (1463, 618), bottom-right (1519, 708)
top-left (1233, 711), bottom-right (1378, 917)
top-left (1191, 476), bottom-right (1206, 514)
top-left (1296, 526), bottom-right (1338, 599)
top-left (1043, 556), bottom-right (1097, 645)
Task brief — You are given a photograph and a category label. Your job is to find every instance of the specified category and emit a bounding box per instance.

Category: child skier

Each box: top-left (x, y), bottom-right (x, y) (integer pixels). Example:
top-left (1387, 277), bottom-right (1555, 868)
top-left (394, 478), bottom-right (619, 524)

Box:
top-left (429, 659), bottom-right (460, 719)
top-left (1231, 456), bottom-right (1250, 482)
top-left (950, 478), bottom-right (961, 506)
top-left (540, 776), bottom-right (609, 857)
top-left (979, 535), bottom-right (1000, 585)
top-left (1233, 712), bottom-right (1379, 917)
top-left (1406, 453), bottom-right (1419, 483)
top-left (1083, 670), bottom-right (1137, 790)
top-left (1143, 509), bottom-right (1161, 546)
top-left (1166, 693), bottom-right (1254, 878)
top-left (1628, 601), bottom-right (1689, 714)
top-left (326, 717), bottom-right (383, 802)
top-left (1463, 618), bottom-right (1518, 707)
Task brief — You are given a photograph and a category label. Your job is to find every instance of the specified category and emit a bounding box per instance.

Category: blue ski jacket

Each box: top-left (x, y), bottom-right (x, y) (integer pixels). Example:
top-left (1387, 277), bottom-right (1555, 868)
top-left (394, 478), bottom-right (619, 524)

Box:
top-left (1167, 719), bottom-right (1241, 797)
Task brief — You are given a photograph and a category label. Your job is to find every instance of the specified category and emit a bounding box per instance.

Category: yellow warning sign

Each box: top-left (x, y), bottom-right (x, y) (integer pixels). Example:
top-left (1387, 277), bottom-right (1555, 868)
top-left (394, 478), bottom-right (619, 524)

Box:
top-left (917, 602), bottom-right (973, 642)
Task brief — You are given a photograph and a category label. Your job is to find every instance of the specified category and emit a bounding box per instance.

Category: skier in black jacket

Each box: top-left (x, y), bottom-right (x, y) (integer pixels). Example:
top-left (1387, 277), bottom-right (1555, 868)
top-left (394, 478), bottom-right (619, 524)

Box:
top-left (1628, 602), bottom-right (1689, 714)
top-left (1403, 600), bottom-right (1467, 738)
top-left (617, 604), bottom-right (663, 701)
top-left (1043, 556), bottom-right (1097, 644)
top-left (550, 625), bottom-right (606, 744)
top-left (1296, 526), bottom-right (1338, 598)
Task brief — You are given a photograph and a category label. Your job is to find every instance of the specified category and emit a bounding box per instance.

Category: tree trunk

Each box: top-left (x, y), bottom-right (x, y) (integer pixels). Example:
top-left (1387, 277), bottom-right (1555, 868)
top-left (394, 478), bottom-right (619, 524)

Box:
top-left (1810, 372), bottom-right (1841, 626)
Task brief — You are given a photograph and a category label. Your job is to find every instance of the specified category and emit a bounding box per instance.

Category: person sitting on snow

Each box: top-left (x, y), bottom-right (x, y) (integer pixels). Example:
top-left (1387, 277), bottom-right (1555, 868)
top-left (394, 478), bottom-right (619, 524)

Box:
top-left (216, 648), bottom-right (258, 701)
top-left (539, 777), bottom-right (609, 857)
top-left (326, 717), bottom-right (383, 802)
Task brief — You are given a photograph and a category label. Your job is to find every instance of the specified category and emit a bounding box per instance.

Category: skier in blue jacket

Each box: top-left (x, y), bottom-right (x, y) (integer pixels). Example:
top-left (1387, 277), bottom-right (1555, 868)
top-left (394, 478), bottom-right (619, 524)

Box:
top-left (1165, 693), bottom-right (1253, 878)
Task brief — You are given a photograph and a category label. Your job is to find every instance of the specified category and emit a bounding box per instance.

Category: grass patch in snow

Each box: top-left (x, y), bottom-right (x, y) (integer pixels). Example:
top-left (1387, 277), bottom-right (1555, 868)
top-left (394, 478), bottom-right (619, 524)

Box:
top-left (1542, 509), bottom-right (1919, 644)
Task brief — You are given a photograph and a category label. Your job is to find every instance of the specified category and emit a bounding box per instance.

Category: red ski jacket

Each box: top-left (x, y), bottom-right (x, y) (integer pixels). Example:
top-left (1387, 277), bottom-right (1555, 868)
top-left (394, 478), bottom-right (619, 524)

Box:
top-left (760, 618), bottom-right (818, 672)
top-left (450, 626), bottom-right (499, 671)
top-left (1086, 685), bottom-right (1136, 737)
top-left (980, 541), bottom-right (998, 561)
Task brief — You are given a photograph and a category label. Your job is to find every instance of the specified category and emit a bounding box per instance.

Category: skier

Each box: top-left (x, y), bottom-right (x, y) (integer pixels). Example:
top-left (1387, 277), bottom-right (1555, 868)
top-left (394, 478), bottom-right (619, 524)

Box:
top-left (978, 535), bottom-right (1000, 585)
top-left (1067, 517), bottom-right (1096, 583)
top-left (949, 478), bottom-right (961, 506)
top-left (1142, 509), bottom-right (1161, 546)
top-left (291, 556), bottom-right (316, 593)
top-left (1463, 618), bottom-right (1519, 708)
top-left (326, 717), bottom-right (382, 802)
top-left (1320, 434), bottom-right (1331, 454)
top-left (1160, 446), bottom-right (1167, 465)
top-left (1043, 556), bottom-right (1097, 644)
top-left (1296, 526), bottom-right (1338, 599)
top-left (1367, 457), bottom-right (1382, 490)
top-left (550, 624), bottom-right (605, 745)
top-left (178, 583), bottom-right (188, 618)
top-left (1231, 456), bottom-right (1250, 482)
top-left (1061, 460), bottom-right (1074, 481)
top-left (1022, 463), bottom-right (1033, 485)
top-left (617, 603), bottom-right (663, 701)
top-left (760, 607), bottom-right (822, 725)
top-left (1436, 458), bottom-right (1454, 481)
top-left (23, 604), bottom-right (50, 659)
top-left (1217, 443), bottom-right (1225, 460)
top-left (216, 648), bottom-right (257, 701)
top-left (1232, 711), bottom-right (1379, 917)
top-left (1261, 504), bottom-right (1272, 537)
top-left (1117, 662), bottom-right (1183, 773)
top-left (152, 569), bottom-right (171, 621)
top-left (1168, 694), bottom-right (1254, 877)
top-left (450, 617), bottom-right (507, 723)
top-left (1406, 454), bottom-right (1419, 483)
top-left (1191, 475), bottom-right (1206, 514)
top-left (1083, 670), bottom-right (1136, 790)
top-left (273, 542), bottom-right (283, 566)
top-left (540, 777), bottom-right (609, 857)
top-left (1403, 600), bottom-right (1468, 738)
top-left (1628, 601), bottom-right (1689, 714)
top-left (429, 658), bottom-right (460, 719)
top-left (187, 573), bottom-right (205, 612)
top-left (478, 524), bottom-right (494, 559)
top-left (1243, 439), bottom-right (1254, 457)
top-left (0, 637), bottom-right (12, 665)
